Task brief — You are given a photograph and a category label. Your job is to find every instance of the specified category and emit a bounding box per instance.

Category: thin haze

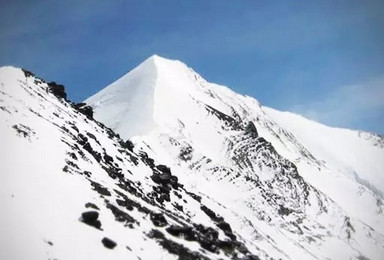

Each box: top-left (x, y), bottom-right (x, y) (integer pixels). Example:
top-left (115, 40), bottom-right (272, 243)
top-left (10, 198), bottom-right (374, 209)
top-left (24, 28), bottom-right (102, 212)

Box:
top-left (0, 0), bottom-right (383, 133)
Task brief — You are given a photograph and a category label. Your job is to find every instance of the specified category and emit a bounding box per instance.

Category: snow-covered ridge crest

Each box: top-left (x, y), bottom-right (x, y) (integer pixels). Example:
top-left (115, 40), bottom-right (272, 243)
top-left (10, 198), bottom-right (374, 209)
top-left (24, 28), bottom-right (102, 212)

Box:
top-left (86, 55), bottom-right (261, 140)
top-left (86, 55), bottom-right (159, 138)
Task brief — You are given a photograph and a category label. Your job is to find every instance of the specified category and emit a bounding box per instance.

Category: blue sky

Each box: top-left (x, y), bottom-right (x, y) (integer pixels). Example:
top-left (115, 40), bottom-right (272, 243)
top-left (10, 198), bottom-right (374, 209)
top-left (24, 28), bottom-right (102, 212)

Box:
top-left (1, 0), bottom-right (383, 133)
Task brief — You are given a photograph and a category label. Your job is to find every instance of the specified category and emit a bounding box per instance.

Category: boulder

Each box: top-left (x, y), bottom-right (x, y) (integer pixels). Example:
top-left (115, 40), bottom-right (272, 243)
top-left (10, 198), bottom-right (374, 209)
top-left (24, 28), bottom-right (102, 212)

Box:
top-left (81, 211), bottom-right (102, 229)
top-left (101, 237), bottom-right (117, 249)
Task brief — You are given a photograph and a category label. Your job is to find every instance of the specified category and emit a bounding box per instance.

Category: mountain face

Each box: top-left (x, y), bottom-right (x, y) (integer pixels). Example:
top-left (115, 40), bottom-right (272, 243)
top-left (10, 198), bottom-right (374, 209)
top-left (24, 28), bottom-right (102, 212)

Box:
top-left (1, 56), bottom-right (383, 260)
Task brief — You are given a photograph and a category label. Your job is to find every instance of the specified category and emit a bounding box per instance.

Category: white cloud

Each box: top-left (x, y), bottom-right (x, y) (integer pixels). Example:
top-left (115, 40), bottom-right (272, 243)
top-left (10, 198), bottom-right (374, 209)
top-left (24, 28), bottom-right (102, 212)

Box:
top-left (291, 75), bottom-right (384, 132)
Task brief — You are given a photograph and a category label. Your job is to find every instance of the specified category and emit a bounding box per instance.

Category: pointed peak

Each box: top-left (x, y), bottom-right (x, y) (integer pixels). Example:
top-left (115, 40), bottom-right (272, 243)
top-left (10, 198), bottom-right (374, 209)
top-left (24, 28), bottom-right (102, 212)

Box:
top-left (147, 54), bottom-right (161, 60)
top-left (132, 54), bottom-right (175, 74)
top-left (144, 54), bottom-right (185, 68)
top-left (147, 54), bottom-right (171, 61)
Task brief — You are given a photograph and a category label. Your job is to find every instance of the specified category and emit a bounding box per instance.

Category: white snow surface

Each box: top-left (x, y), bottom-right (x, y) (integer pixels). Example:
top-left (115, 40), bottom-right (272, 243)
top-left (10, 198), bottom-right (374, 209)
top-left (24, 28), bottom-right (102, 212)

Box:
top-left (1, 66), bottom-right (240, 260)
top-left (87, 55), bottom-right (384, 260)
top-left (1, 54), bottom-right (384, 260)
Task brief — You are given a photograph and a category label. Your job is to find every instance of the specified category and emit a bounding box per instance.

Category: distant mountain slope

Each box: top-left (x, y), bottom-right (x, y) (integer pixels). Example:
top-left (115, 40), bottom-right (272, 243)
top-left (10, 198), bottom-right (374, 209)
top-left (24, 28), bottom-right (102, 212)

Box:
top-left (264, 107), bottom-right (384, 194)
top-left (86, 55), bottom-right (384, 260)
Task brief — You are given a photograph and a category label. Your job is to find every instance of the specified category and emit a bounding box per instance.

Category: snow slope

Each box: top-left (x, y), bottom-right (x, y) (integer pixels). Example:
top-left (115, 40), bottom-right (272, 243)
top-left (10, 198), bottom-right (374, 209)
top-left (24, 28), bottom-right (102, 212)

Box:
top-left (264, 108), bottom-right (384, 194)
top-left (1, 66), bottom-right (265, 260)
top-left (1, 54), bottom-right (383, 260)
top-left (87, 55), bottom-right (384, 260)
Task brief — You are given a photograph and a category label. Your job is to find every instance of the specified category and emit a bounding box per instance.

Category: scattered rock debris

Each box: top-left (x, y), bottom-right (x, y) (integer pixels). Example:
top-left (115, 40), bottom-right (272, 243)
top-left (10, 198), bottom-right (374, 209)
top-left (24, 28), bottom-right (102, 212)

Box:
top-left (85, 202), bottom-right (99, 210)
top-left (150, 213), bottom-right (168, 227)
top-left (48, 81), bottom-right (67, 100)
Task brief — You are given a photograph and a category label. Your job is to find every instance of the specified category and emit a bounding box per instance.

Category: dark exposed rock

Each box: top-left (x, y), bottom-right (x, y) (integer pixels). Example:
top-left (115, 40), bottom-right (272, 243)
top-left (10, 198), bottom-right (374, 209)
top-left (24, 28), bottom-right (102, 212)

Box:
top-left (278, 205), bottom-right (293, 216)
top-left (200, 204), bottom-right (236, 240)
top-left (179, 146), bottom-right (193, 161)
top-left (199, 240), bottom-right (218, 253)
top-left (217, 221), bottom-right (233, 235)
top-left (90, 180), bottom-right (111, 196)
top-left (83, 171), bottom-right (92, 177)
top-left (67, 152), bottom-right (78, 160)
top-left (173, 191), bottom-right (182, 199)
top-left (152, 189), bottom-right (171, 204)
top-left (217, 240), bottom-right (238, 254)
top-left (120, 139), bottom-right (134, 152)
top-left (85, 202), bottom-right (99, 210)
top-left (200, 205), bottom-right (223, 222)
top-left (185, 191), bottom-right (202, 202)
top-left (48, 81), bottom-right (67, 100)
top-left (103, 153), bottom-right (114, 164)
top-left (148, 229), bottom-right (209, 260)
top-left (102, 165), bottom-right (124, 180)
top-left (114, 188), bottom-right (151, 215)
top-left (205, 104), bottom-right (241, 130)
top-left (166, 223), bottom-right (239, 254)
top-left (153, 184), bottom-right (171, 194)
top-left (345, 216), bottom-right (355, 239)
top-left (245, 121), bottom-right (258, 138)
top-left (65, 159), bottom-right (79, 170)
top-left (86, 132), bottom-right (100, 145)
top-left (22, 68), bottom-right (36, 78)
top-left (78, 134), bottom-right (102, 162)
top-left (62, 165), bottom-right (70, 173)
top-left (139, 151), bottom-right (155, 168)
top-left (194, 224), bottom-right (219, 242)
top-left (101, 237), bottom-right (117, 249)
top-left (166, 225), bottom-right (196, 241)
top-left (149, 164), bottom-right (183, 204)
top-left (194, 224), bottom-right (220, 253)
top-left (173, 202), bottom-right (184, 212)
top-left (116, 198), bottom-right (134, 211)
top-left (12, 124), bottom-right (35, 138)
top-left (151, 173), bottom-right (179, 189)
top-left (151, 173), bottom-right (181, 205)
top-left (73, 102), bottom-right (93, 119)
top-left (224, 231), bottom-right (237, 241)
top-left (44, 240), bottom-right (54, 246)
top-left (150, 213), bottom-right (168, 227)
top-left (116, 181), bottom-right (142, 200)
top-left (106, 202), bottom-right (135, 225)
top-left (71, 124), bottom-right (79, 132)
top-left (156, 164), bottom-right (172, 174)
top-left (82, 211), bottom-right (99, 222)
top-left (80, 211), bottom-right (102, 229)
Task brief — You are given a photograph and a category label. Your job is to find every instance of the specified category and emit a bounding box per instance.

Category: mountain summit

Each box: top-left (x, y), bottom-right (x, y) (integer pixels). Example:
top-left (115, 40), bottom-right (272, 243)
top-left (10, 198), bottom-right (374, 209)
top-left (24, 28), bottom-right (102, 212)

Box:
top-left (86, 55), bottom-right (228, 139)
top-left (1, 56), bottom-right (384, 260)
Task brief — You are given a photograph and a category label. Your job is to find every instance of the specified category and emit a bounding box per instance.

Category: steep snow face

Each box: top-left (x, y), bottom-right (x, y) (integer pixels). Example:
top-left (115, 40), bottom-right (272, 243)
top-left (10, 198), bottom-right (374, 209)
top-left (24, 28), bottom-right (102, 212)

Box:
top-left (86, 56), bottom-right (158, 138)
top-left (88, 56), bottom-right (384, 260)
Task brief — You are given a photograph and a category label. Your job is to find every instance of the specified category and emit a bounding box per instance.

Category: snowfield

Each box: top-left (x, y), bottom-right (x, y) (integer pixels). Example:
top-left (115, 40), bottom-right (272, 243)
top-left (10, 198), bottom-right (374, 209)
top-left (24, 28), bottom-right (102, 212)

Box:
top-left (1, 55), bottom-right (384, 260)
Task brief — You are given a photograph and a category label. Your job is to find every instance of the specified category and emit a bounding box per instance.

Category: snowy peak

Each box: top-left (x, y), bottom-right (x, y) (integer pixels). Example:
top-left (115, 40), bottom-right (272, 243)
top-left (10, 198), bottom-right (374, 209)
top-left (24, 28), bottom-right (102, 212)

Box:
top-left (86, 56), bottom-right (159, 138)
top-left (86, 55), bottom-right (245, 140)
top-left (86, 55), bottom-right (195, 138)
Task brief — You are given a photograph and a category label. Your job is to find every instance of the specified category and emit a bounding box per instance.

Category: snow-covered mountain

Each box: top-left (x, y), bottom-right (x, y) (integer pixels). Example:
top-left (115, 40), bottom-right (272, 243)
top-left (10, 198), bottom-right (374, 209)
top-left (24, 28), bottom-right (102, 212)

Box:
top-left (1, 55), bottom-right (384, 260)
